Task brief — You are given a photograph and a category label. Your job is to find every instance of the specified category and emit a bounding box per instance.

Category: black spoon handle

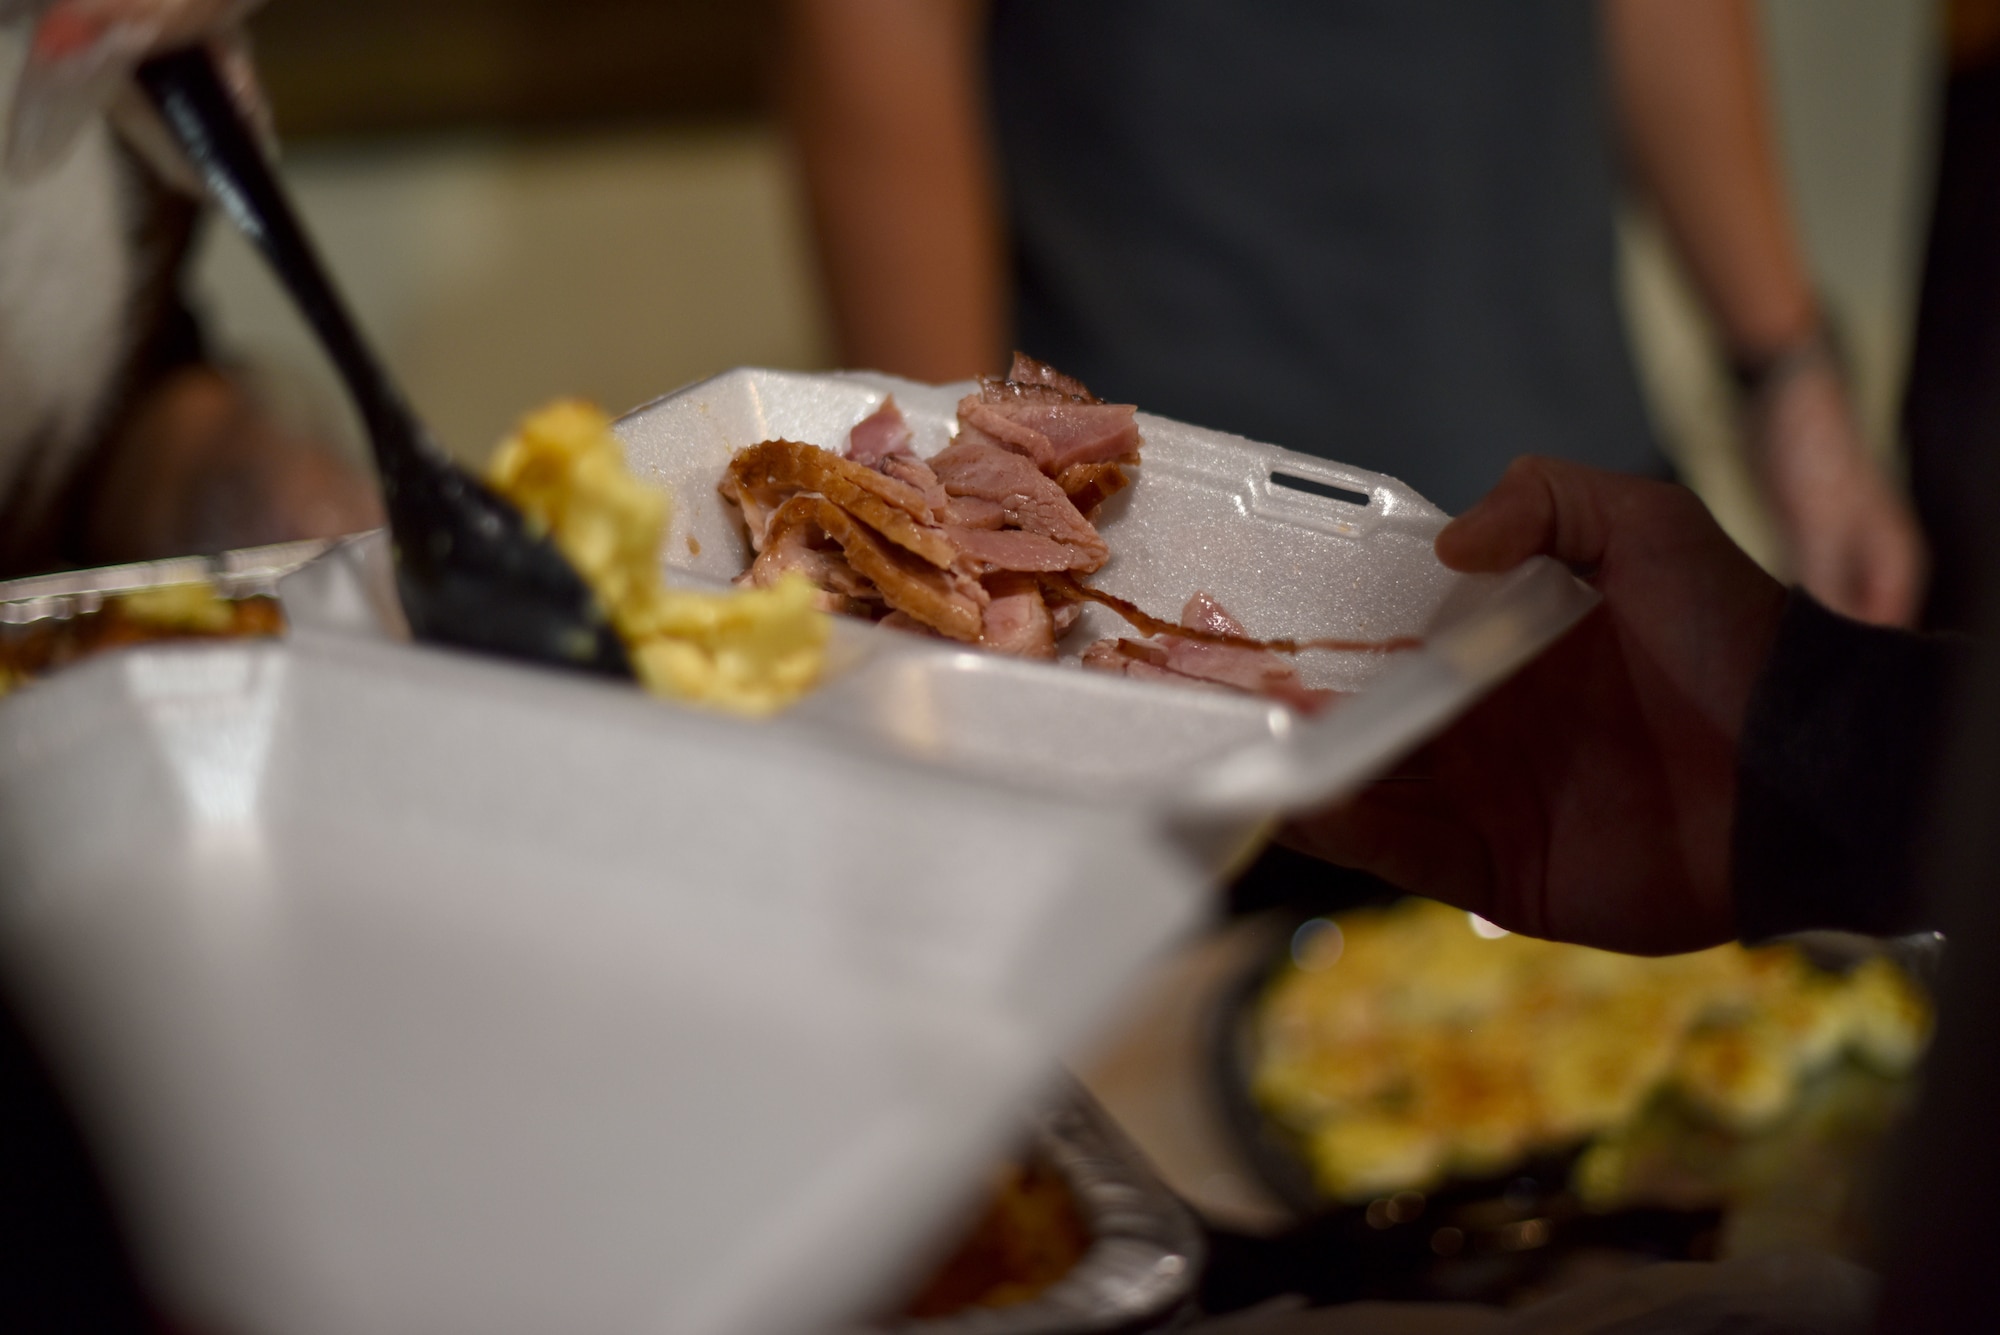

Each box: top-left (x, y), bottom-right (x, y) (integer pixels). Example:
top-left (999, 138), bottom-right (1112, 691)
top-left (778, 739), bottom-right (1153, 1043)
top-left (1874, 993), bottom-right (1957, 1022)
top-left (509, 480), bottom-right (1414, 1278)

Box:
top-left (135, 45), bottom-right (633, 680)
top-left (134, 48), bottom-right (431, 489)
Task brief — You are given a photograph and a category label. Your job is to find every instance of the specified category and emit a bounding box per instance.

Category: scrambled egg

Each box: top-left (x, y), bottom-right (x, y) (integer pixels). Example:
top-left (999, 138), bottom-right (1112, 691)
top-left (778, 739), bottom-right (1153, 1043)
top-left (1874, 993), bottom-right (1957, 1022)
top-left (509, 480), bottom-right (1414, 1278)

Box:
top-left (2, 581), bottom-right (285, 701)
top-left (118, 582), bottom-right (239, 633)
top-left (1253, 899), bottom-right (1931, 1202)
top-left (487, 401), bottom-right (827, 716)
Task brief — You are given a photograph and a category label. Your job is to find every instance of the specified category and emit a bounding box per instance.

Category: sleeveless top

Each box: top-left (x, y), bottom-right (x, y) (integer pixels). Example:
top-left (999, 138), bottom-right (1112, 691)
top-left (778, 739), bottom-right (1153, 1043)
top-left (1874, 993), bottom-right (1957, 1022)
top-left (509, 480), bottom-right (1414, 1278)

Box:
top-left (987, 0), bottom-right (1663, 513)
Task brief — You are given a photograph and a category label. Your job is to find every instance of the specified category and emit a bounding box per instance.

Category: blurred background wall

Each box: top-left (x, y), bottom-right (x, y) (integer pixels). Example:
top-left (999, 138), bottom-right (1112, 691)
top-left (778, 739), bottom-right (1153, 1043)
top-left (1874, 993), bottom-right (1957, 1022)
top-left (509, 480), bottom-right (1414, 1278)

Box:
top-left (193, 0), bottom-right (829, 469)
top-left (194, 0), bottom-right (1942, 566)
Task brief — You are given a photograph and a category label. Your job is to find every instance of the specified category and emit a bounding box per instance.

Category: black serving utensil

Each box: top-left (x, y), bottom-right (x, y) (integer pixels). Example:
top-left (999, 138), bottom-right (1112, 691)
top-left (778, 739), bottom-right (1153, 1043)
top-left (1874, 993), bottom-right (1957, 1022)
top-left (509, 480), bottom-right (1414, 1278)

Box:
top-left (135, 47), bottom-right (631, 679)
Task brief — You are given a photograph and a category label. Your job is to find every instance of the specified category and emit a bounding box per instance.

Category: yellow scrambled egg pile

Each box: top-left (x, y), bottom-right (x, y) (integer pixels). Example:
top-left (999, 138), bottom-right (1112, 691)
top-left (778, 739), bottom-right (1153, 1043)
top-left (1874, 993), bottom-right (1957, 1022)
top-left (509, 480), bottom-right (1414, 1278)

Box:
top-left (487, 401), bottom-right (827, 716)
top-left (1253, 899), bottom-right (1930, 1202)
top-left (118, 582), bottom-right (239, 633)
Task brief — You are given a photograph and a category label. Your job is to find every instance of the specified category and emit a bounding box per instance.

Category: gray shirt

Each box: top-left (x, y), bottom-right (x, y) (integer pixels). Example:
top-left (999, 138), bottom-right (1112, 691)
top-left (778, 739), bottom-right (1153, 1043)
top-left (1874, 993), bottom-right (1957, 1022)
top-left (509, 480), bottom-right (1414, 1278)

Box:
top-left (988, 0), bottom-right (1662, 513)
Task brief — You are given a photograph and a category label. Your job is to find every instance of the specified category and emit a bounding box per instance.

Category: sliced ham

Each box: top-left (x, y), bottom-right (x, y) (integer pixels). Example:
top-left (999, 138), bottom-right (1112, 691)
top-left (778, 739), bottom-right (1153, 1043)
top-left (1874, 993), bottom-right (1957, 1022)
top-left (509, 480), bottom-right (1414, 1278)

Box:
top-left (944, 495), bottom-right (1007, 530)
top-left (726, 439), bottom-right (957, 569)
top-left (975, 354), bottom-right (1104, 407)
top-left (1055, 460), bottom-right (1129, 519)
top-left (717, 469), bottom-right (775, 546)
top-left (994, 401), bottom-right (1140, 472)
top-left (1180, 590), bottom-right (1246, 637)
top-left (1155, 639), bottom-right (1336, 714)
top-left (718, 357), bottom-right (1410, 690)
top-left (1077, 591), bottom-right (1340, 714)
top-left (959, 354), bottom-right (1141, 475)
top-left (1082, 638), bottom-right (1234, 695)
top-left (957, 398), bottom-right (1059, 471)
top-left (979, 574), bottom-right (1056, 659)
top-left (739, 498), bottom-right (881, 615)
top-left (959, 394), bottom-right (1141, 475)
top-left (754, 496), bottom-right (986, 642)
top-left (845, 400), bottom-right (951, 521)
top-left (1005, 351), bottom-right (1101, 402)
top-left (879, 453), bottom-right (951, 521)
top-left (879, 611), bottom-right (944, 638)
top-left (945, 526), bottom-right (1092, 573)
top-left (846, 396), bottom-right (915, 466)
top-left (928, 437), bottom-right (1108, 570)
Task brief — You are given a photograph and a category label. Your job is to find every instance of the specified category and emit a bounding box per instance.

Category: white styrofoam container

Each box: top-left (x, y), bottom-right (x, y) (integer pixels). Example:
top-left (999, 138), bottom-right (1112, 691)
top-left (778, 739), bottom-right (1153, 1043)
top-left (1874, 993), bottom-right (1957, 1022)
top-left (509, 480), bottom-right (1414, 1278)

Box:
top-left (0, 628), bottom-right (1207, 1335)
top-left (616, 370), bottom-right (1597, 828)
top-left (0, 370), bottom-right (1595, 1335)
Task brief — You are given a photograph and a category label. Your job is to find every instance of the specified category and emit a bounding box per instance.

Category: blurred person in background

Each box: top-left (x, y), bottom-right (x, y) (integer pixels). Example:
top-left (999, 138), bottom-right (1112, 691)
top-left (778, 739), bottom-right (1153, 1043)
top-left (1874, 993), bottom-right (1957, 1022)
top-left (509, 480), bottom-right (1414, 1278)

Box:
top-left (0, 0), bottom-right (380, 580)
top-left (782, 0), bottom-right (1928, 627)
top-left (1905, 0), bottom-right (2000, 632)
top-left (1, 4), bottom-right (377, 1328)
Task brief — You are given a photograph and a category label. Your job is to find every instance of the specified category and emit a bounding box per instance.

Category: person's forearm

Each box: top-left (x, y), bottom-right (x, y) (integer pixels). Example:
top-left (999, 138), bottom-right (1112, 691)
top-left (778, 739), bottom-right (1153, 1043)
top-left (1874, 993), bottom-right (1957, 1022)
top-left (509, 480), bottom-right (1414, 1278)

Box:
top-left (779, 0), bottom-right (1005, 381)
top-left (1605, 0), bottom-right (1818, 359)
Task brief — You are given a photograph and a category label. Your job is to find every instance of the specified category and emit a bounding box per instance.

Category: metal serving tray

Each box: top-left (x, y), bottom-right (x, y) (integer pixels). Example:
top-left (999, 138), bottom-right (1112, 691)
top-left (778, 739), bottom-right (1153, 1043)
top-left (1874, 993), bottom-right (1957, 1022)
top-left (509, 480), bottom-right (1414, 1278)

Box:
top-left (868, 1085), bottom-right (1204, 1335)
top-left (0, 371), bottom-right (1593, 1335)
top-left (0, 537), bottom-right (332, 624)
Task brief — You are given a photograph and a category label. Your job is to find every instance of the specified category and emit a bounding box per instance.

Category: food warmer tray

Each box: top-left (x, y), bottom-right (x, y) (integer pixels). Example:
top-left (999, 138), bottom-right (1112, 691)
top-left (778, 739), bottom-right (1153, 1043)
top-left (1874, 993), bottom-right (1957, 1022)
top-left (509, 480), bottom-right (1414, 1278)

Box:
top-left (869, 1083), bottom-right (1204, 1335)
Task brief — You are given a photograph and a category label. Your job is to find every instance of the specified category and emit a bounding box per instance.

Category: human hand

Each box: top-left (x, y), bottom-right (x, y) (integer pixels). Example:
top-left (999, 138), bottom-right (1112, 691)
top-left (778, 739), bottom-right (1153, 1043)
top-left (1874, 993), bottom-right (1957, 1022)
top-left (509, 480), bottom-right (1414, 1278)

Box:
top-left (1285, 457), bottom-right (1786, 955)
top-left (3, 0), bottom-right (263, 178)
top-left (1751, 359), bottom-right (1927, 628)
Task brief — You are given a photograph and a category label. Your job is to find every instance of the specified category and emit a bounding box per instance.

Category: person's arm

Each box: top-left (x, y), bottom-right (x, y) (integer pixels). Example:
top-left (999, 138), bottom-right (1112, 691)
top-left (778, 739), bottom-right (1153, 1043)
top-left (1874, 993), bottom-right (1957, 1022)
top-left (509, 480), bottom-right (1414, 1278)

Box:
top-left (779, 0), bottom-right (1005, 382)
top-left (1604, 0), bottom-right (1927, 629)
top-left (1606, 0), bottom-right (1812, 356)
top-left (1287, 456), bottom-right (1959, 954)
top-left (1288, 458), bottom-right (1786, 955)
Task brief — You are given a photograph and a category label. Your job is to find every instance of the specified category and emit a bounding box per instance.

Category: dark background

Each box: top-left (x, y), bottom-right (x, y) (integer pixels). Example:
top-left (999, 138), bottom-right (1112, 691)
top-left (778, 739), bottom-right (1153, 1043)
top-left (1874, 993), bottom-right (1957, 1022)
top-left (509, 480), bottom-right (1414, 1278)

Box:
top-left (250, 0), bottom-right (773, 139)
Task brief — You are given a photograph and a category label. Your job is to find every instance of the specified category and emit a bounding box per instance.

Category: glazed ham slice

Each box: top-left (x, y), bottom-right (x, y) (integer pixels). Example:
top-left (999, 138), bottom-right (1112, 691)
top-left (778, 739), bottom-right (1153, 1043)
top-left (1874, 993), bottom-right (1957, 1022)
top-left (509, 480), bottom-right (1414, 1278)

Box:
top-left (846, 396), bottom-right (916, 466)
top-left (944, 495), bottom-right (1007, 530)
top-left (945, 526), bottom-right (1089, 573)
top-left (957, 396), bottom-right (1141, 475)
top-left (955, 352), bottom-right (1140, 473)
top-left (1082, 638), bottom-right (1231, 694)
top-left (720, 354), bottom-right (1141, 658)
top-left (955, 401), bottom-right (1056, 472)
top-left (744, 496), bottom-right (986, 641)
top-left (741, 498), bottom-right (881, 616)
top-left (880, 454), bottom-right (951, 521)
top-left (1081, 592), bottom-right (1339, 714)
top-left (1003, 351), bottom-right (1099, 401)
top-left (1055, 461), bottom-right (1129, 519)
top-left (725, 439), bottom-right (957, 569)
top-left (979, 573), bottom-right (1056, 659)
top-left (927, 437), bottom-right (1109, 571)
top-left (846, 399), bottom-right (953, 520)
top-left (1181, 590), bottom-right (1247, 637)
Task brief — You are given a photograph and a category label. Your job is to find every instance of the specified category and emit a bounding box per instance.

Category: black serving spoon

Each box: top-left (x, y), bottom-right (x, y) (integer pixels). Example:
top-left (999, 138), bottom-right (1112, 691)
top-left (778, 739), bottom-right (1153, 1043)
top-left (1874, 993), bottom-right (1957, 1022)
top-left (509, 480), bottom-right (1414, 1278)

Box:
top-left (136, 47), bottom-right (631, 679)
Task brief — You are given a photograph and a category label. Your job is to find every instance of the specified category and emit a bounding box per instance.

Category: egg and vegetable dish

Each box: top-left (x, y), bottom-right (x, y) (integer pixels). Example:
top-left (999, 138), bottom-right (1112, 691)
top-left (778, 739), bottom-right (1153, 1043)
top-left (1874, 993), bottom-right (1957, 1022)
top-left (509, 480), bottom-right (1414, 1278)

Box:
top-left (3, 403), bottom-right (829, 717)
top-left (487, 401), bottom-right (827, 716)
top-left (1252, 899), bottom-right (1931, 1209)
top-left (0, 582), bottom-right (285, 698)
